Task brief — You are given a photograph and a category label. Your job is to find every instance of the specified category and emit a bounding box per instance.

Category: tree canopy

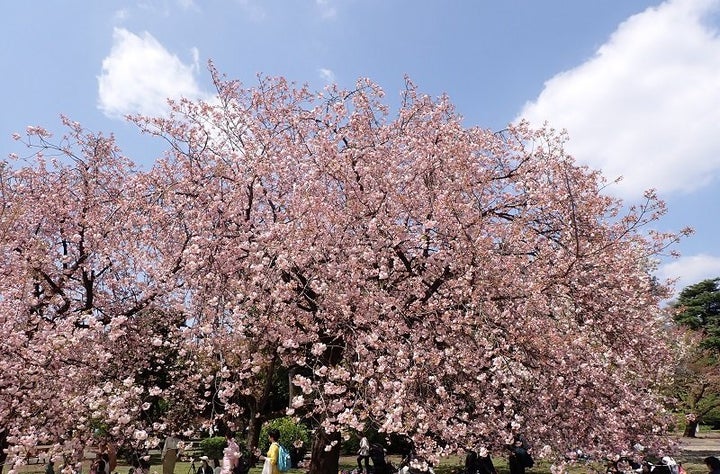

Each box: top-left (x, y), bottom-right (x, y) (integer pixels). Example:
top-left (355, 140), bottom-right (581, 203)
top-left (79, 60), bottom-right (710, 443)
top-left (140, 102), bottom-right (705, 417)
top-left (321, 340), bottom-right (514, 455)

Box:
top-left (672, 277), bottom-right (720, 436)
top-left (674, 278), bottom-right (720, 349)
top-left (0, 71), bottom-right (690, 472)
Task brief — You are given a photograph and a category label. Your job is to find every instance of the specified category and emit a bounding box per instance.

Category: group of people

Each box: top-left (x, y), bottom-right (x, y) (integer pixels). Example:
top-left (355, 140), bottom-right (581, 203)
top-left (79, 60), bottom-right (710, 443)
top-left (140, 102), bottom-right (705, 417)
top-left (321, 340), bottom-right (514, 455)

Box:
top-left (45, 460), bottom-right (85, 474)
top-left (355, 437), bottom-right (428, 474)
top-left (158, 431), bottom-right (252, 474)
top-left (352, 436), bottom-right (531, 474)
top-left (189, 432), bottom-right (250, 474)
top-left (40, 428), bottom-right (281, 474)
top-left (464, 448), bottom-right (498, 474)
top-left (43, 444), bottom-right (120, 474)
top-left (43, 431), bottom-right (717, 474)
top-left (162, 433), bottom-right (221, 474)
top-left (158, 429), bottom-right (278, 474)
top-left (465, 438), bottom-right (532, 474)
top-left (605, 456), bottom-right (681, 474)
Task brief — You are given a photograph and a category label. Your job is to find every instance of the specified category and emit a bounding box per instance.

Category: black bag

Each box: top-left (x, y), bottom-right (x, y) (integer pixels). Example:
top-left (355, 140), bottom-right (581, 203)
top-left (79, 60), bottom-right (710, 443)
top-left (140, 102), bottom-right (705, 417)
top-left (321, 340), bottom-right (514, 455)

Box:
top-left (369, 444), bottom-right (386, 467)
top-left (233, 457), bottom-right (251, 474)
top-left (465, 451), bottom-right (479, 474)
top-left (523, 453), bottom-right (534, 469)
top-left (512, 447), bottom-right (533, 469)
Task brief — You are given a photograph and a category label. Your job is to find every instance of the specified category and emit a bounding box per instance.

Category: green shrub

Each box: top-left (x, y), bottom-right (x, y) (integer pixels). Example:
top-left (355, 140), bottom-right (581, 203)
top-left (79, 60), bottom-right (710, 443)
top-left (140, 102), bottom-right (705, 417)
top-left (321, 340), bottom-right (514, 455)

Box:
top-left (200, 436), bottom-right (227, 461)
top-left (702, 406), bottom-right (720, 429)
top-left (259, 417), bottom-right (311, 457)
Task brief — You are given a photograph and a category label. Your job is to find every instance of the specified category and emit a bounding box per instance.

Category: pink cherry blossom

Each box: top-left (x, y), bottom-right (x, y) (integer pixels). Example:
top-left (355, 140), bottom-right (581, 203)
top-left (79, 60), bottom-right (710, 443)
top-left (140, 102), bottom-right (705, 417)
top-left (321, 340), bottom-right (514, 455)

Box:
top-left (0, 71), bottom-right (691, 473)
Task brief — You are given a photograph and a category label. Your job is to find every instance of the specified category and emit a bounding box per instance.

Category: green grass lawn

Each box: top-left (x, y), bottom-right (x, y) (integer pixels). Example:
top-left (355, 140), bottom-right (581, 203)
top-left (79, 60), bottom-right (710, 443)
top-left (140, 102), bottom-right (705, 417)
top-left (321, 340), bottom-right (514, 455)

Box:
top-left (10, 454), bottom-right (712, 474)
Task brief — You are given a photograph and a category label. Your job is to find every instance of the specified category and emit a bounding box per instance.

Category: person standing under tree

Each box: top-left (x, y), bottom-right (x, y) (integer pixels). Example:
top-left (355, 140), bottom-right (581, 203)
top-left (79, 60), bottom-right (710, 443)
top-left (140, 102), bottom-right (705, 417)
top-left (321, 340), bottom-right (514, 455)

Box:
top-left (465, 449), bottom-right (479, 474)
top-left (257, 429), bottom-right (280, 474)
top-left (357, 435), bottom-right (371, 473)
top-left (90, 453), bottom-right (106, 474)
top-left (222, 432), bottom-right (240, 474)
top-left (508, 439), bottom-right (532, 474)
top-left (162, 434), bottom-right (181, 474)
top-left (477, 448), bottom-right (498, 474)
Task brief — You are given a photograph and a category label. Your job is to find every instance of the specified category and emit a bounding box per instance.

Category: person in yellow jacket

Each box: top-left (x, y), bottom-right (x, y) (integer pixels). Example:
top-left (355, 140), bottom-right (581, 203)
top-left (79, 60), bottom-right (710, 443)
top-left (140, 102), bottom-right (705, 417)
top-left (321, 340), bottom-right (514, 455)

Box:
top-left (258, 429), bottom-right (281, 474)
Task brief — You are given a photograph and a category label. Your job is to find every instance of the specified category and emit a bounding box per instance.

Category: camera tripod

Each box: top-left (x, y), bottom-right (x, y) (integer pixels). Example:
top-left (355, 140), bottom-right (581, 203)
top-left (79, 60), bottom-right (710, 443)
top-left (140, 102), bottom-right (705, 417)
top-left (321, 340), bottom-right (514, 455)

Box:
top-left (187, 460), bottom-right (197, 474)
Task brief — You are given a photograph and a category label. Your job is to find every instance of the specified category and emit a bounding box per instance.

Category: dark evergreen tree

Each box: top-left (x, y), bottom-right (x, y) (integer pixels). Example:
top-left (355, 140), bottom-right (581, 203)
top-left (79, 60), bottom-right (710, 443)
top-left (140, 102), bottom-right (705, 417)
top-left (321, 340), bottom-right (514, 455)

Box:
top-left (674, 278), bottom-right (720, 350)
top-left (672, 277), bottom-right (720, 436)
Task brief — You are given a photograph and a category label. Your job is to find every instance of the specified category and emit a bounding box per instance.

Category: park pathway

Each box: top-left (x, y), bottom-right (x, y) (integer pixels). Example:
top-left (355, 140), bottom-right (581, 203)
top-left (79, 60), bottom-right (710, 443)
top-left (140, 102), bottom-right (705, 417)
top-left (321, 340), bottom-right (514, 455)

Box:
top-left (678, 432), bottom-right (720, 464)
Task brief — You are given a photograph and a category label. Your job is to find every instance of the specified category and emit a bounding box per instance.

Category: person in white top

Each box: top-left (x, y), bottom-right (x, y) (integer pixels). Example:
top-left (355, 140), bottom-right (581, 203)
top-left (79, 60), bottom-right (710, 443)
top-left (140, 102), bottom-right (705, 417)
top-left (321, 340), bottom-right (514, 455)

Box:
top-left (357, 436), bottom-right (370, 473)
top-left (162, 435), bottom-right (181, 474)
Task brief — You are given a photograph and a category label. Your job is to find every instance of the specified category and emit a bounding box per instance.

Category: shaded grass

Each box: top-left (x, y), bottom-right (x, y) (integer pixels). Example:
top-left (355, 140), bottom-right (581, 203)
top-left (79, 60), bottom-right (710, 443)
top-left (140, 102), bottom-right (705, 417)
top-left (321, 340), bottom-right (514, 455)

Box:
top-left (9, 454), bottom-right (713, 474)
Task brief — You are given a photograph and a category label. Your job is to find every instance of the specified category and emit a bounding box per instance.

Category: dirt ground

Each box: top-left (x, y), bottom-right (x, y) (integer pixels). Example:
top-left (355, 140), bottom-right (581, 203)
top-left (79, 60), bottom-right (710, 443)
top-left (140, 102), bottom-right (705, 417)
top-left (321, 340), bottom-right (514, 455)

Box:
top-left (670, 431), bottom-right (720, 473)
top-left (679, 431), bottom-right (720, 451)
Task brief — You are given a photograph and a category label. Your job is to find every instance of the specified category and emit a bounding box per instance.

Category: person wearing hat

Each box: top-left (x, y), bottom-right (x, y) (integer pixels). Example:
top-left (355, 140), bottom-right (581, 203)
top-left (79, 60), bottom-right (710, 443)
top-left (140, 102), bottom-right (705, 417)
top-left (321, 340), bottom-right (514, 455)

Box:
top-left (661, 456), bottom-right (679, 474)
top-left (198, 457), bottom-right (214, 474)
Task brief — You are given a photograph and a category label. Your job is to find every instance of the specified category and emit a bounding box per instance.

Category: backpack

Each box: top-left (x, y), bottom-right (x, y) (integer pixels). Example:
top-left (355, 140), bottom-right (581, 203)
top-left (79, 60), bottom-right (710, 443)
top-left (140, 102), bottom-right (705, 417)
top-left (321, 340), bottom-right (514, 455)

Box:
top-left (369, 443), bottom-right (386, 466)
top-left (277, 444), bottom-right (291, 472)
top-left (233, 457), bottom-right (251, 474)
top-left (465, 451), bottom-right (479, 474)
top-left (523, 453), bottom-right (534, 469)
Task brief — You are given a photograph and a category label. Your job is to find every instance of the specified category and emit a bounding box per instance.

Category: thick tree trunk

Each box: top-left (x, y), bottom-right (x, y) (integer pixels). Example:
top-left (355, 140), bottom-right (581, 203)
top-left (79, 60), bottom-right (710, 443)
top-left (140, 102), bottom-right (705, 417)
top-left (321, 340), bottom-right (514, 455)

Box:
top-left (684, 419), bottom-right (699, 438)
top-left (308, 428), bottom-right (341, 474)
top-left (246, 405), bottom-right (263, 451)
top-left (246, 356), bottom-right (279, 452)
top-left (288, 367), bottom-right (297, 406)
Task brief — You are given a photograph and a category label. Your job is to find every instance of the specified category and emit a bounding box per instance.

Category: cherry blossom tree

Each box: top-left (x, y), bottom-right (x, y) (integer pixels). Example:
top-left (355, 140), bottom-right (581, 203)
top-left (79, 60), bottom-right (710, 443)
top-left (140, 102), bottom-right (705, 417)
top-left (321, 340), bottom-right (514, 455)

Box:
top-left (1, 69), bottom-right (690, 473)
top-left (128, 68), bottom-right (689, 472)
top-left (0, 120), bottom-right (202, 472)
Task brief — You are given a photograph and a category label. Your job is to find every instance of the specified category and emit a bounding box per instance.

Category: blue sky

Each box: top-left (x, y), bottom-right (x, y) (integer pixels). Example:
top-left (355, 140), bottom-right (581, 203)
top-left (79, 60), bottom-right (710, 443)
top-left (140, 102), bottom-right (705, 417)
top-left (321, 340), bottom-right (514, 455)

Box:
top-left (2, 0), bottom-right (719, 295)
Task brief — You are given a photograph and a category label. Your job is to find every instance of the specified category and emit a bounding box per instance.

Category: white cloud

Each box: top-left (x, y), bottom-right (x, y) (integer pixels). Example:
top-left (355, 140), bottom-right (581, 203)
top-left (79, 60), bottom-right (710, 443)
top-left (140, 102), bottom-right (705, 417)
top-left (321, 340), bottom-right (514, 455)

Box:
top-left (319, 68), bottom-right (336, 84)
top-left (316, 0), bottom-right (337, 19)
top-left (190, 47), bottom-right (200, 73)
top-left (518, 0), bottom-right (720, 200)
top-left (235, 0), bottom-right (266, 21)
top-left (98, 28), bottom-right (207, 118)
top-left (658, 254), bottom-right (720, 294)
top-left (113, 9), bottom-right (129, 22)
top-left (177, 0), bottom-right (197, 10)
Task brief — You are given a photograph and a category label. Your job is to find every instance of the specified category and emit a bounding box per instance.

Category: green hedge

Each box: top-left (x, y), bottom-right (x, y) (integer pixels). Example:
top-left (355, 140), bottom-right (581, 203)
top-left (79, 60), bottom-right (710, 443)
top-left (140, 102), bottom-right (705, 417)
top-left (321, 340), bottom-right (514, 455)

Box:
top-left (200, 437), bottom-right (227, 461)
top-left (258, 417), bottom-right (310, 457)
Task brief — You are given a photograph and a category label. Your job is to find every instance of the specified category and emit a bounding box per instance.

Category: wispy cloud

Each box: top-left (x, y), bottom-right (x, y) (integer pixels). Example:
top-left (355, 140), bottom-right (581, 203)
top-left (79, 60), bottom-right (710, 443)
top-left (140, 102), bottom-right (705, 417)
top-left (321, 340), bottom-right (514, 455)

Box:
top-left (235, 0), bottom-right (266, 21)
top-left (113, 9), bottom-right (129, 22)
top-left (97, 28), bottom-right (207, 118)
top-left (315, 0), bottom-right (337, 19)
top-left (518, 0), bottom-right (720, 200)
top-left (177, 0), bottom-right (197, 10)
top-left (658, 253), bottom-right (720, 295)
top-left (318, 68), bottom-right (336, 84)
top-left (190, 47), bottom-right (200, 73)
